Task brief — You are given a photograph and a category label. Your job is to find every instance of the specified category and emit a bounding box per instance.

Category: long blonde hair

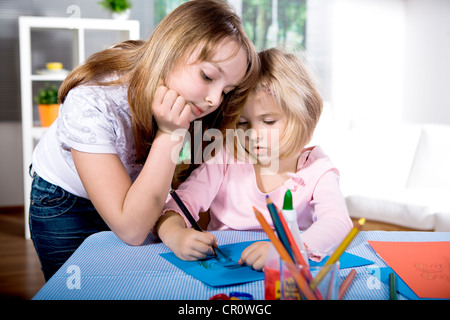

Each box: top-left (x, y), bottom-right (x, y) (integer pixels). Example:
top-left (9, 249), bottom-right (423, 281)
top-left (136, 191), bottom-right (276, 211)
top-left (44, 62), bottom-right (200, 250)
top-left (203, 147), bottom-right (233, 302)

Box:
top-left (59, 0), bottom-right (259, 170)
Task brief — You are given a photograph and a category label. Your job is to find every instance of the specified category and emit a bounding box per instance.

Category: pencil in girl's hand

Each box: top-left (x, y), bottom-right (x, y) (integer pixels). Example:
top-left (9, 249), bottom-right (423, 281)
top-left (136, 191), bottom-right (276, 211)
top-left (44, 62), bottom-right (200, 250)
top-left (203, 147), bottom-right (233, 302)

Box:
top-left (170, 189), bottom-right (202, 232)
top-left (169, 189), bottom-right (216, 257)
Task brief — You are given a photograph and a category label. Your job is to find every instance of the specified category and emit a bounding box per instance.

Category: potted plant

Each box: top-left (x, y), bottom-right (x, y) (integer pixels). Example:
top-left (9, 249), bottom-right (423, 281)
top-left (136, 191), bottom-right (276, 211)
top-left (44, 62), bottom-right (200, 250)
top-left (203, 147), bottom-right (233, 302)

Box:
top-left (99, 0), bottom-right (132, 20)
top-left (34, 83), bottom-right (60, 127)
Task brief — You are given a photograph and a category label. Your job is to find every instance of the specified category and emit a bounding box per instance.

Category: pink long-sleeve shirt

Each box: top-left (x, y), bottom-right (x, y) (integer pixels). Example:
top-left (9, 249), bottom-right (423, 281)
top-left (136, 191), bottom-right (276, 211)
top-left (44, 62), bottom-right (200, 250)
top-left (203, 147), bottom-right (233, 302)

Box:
top-left (163, 145), bottom-right (353, 255)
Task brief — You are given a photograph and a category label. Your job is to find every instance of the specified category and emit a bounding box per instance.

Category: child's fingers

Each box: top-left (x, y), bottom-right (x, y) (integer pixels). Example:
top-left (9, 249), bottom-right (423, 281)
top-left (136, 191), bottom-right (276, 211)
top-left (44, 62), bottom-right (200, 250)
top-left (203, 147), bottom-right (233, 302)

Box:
top-left (240, 251), bottom-right (264, 271)
top-left (239, 242), bottom-right (259, 261)
top-left (179, 103), bottom-right (192, 125)
top-left (161, 89), bottom-right (179, 111)
top-left (154, 88), bottom-right (190, 131)
top-left (251, 256), bottom-right (266, 271)
top-left (171, 99), bottom-right (191, 129)
top-left (239, 247), bottom-right (258, 265)
top-left (208, 233), bottom-right (218, 248)
top-left (175, 229), bottom-right (218, 261)
top-left (239, 241), bottom-right (270, 270)
top-left (183, 242), bottom-right (213, 260)
top-left (177, 237), bottom-right (211, 261)
top-left (192, 232), bottom-right (217, 256)
top-left (153, 84), bottom-right (169, 107)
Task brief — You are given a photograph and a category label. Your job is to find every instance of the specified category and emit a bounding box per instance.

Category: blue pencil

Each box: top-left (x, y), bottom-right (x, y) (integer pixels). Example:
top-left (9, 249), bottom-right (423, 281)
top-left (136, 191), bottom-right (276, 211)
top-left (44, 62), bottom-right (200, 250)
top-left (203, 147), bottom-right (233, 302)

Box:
top-left (266, 195), bottom-right (295, 262)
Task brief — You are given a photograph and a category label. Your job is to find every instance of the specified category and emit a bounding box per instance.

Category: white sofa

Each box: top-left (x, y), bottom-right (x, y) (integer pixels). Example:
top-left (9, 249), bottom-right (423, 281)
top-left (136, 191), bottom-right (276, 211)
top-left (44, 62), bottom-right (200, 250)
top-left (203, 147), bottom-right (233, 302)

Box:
top-left (310, 119), bottom-right (450, 232)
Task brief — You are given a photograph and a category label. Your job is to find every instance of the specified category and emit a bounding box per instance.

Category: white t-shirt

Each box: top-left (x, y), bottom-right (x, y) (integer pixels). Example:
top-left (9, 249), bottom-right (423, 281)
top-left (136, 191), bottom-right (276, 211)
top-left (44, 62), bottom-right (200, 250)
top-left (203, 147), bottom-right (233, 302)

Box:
top-left (32, 80), bottom-right (143, 199)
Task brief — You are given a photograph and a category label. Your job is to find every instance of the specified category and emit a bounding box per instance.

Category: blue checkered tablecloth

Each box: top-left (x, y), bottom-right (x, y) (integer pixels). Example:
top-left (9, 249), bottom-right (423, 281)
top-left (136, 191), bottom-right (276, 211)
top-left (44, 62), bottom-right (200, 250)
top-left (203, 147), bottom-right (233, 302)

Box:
top-left (32, 230), bottom-right (450, 300)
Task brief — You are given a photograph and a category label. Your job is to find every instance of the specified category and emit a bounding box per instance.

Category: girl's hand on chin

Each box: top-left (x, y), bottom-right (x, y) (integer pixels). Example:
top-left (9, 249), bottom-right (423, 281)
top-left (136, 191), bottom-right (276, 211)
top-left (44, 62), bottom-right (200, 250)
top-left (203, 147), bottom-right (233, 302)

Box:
top-left (152, 84), bottom-right (191, 135)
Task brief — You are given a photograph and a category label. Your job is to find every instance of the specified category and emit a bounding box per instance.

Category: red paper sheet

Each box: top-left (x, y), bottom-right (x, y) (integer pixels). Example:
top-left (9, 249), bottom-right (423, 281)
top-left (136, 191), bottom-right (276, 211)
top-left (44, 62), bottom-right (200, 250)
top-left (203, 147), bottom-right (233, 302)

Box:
top-left (368, 241), bottom-right (450, 299)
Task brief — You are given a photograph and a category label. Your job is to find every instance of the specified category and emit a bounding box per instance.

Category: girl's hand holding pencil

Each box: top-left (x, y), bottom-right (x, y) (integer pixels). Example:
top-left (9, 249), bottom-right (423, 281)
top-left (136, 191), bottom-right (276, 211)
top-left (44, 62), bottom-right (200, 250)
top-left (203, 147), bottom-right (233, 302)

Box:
top-left (156, 209), bottom-right (218, 261)
top-left (170, 224), bottom-right (218, 261)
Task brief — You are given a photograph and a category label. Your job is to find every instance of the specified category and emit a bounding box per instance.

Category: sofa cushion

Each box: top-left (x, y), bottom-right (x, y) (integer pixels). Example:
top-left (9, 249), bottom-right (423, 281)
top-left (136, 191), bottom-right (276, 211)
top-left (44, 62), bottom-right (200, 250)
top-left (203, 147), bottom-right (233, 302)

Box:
top-left (312, 120), bottom-right (450, 231)
top-left (333, 124), bottom-right (422, 196)
top-left (435, 211), bottom-right (450, 232)
top-left (345, 192), bottom-right (435, 230)
top-left (346, 188), bottom-right (450, 230)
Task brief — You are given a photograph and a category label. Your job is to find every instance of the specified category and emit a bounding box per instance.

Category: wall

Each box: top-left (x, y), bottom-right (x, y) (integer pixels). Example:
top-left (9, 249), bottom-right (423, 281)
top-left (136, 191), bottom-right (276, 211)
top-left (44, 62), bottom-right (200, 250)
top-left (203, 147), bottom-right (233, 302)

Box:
top-left (307, 0), bottom-right (450, 129)
top-left (0, 122), bottom-right (24, 206)
top-left (403, 0), bottom-right (450, 124)
top-left (330, 0), bottom-right (406, 128)
top-left (0, 0), bottom-right (154, 207)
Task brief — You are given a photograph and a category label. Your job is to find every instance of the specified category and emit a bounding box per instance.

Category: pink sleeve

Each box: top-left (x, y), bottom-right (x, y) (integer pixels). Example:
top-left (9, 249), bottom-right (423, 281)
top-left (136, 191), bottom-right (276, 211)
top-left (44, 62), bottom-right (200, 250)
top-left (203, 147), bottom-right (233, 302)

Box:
top-left (162, 151), bottom-right (227, 228)
top-left (301, 169), bottom-right (353, 259)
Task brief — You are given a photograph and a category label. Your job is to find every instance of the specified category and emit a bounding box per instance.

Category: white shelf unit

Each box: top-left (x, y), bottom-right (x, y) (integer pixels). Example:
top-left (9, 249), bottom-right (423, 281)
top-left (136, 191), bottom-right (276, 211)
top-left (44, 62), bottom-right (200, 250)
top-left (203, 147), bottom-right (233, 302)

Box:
top-left (19, 16), bottom-right (140, 239)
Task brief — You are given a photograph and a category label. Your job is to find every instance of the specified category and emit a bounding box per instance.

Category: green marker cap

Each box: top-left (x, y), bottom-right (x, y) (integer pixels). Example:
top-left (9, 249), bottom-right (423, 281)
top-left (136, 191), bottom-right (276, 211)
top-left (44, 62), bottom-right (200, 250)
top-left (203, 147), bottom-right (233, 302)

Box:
top-left (283, 189), bottom-right (293, 210)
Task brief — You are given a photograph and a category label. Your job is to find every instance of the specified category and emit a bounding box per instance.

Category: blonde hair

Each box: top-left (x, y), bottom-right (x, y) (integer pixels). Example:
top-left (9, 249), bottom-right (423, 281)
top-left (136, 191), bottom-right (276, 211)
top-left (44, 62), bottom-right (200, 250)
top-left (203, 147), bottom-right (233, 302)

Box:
top-left (59, 0), bottom-right (259, 168)
top-left (255, 48), bottom-right (322, 159)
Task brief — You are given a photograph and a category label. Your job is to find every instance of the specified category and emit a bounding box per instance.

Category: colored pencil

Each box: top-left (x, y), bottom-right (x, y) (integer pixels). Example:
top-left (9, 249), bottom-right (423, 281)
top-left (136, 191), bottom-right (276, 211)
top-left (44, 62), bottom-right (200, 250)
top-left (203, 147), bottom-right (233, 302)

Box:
top-left (389, 272), bottom-right (397, 300)
top-left (272, 204), bottom-right (324, 300)
top-left (272, 203), bottom-right (308, 267)
top-left (170, 189), bottom-right (202, 232)
top-left (253, 206), bottom-right (317, 300)
top-left (309, 217), bottom-right (366, 290)
top-left (338, 269), bottom-right (356, 300)
top-left (266, 195), bottom-right (295, 262)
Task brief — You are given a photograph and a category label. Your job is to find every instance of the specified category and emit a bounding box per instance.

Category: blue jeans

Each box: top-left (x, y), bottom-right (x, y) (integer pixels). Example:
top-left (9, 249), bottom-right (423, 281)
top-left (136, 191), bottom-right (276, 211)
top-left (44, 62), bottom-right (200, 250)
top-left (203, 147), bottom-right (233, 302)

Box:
top-left (29, 173), bottom-right (110, 281)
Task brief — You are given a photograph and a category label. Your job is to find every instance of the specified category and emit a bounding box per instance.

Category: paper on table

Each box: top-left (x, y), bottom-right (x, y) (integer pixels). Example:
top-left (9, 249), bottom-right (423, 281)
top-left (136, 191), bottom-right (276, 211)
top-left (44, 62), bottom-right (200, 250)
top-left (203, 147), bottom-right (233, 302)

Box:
top-left (160, 241), bottom-right (263, 287)
top-left (160, 240), bottom-right (374, 287)
top-left (310, 251), bottom-right (374, 269)
top-left (368, 241), bottom-right (450, 299)
top-left (367, 267), bottom-right (437, 300)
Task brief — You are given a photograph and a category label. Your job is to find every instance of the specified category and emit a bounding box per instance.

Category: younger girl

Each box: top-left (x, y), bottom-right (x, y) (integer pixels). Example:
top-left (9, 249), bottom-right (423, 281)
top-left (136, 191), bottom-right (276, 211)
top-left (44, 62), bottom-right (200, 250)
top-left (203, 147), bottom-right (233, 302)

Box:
top-left (156, 48), bottom-right (353, 270)
top-left (29, 0), bottom-right (259, 281)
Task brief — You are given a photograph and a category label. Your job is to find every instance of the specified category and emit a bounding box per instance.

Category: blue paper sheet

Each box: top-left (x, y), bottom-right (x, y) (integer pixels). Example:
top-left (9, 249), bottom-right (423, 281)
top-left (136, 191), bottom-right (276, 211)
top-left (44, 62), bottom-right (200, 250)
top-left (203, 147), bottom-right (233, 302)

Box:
top-left (161, 241), bottom-right (262, 287)
top-left (160, 240), bottom-right (374, 287)
top-left (310, 251), bottom-right (374, 269)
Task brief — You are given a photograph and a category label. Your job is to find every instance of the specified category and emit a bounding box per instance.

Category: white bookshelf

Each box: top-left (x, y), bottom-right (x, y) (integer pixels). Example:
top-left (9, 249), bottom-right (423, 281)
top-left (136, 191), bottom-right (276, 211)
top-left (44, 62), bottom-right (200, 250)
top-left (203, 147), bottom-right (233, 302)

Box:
top-left (19, 16), bottom-right (140, 239)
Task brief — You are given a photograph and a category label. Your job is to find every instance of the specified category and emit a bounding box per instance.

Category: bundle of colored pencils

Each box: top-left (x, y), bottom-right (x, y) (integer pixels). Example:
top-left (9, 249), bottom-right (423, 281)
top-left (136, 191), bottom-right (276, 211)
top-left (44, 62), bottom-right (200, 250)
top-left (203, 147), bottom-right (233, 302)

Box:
top-left (254, 195), bottom-right (365, 300)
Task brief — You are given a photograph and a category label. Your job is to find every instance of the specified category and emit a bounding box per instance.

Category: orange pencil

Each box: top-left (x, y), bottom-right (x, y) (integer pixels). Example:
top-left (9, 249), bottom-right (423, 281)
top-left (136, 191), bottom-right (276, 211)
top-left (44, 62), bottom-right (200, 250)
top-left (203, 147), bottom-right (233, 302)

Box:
top-left (253, 206), bottom-right (317, 300)
top-left (338, 269), bottom-right (356, 300)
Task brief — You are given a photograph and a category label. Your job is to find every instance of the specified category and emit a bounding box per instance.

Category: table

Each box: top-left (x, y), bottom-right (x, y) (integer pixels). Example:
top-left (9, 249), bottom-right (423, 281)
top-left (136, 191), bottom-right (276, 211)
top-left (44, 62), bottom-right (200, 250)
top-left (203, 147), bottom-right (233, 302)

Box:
top-left (32, 230), bottom-right (450, 300)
